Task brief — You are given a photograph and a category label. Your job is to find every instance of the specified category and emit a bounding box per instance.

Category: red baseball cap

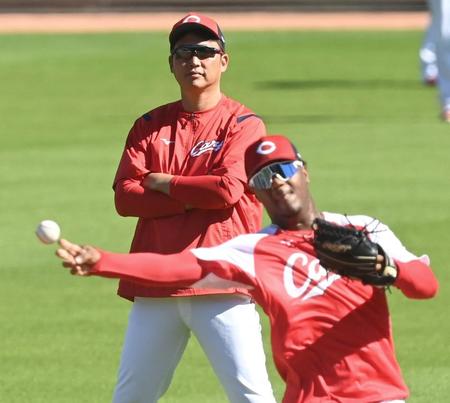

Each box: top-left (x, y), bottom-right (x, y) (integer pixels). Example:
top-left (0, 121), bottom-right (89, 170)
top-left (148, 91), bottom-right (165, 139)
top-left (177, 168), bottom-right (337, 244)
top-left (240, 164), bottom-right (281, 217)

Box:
top-left (169, 12), bottom-right (226, 50)
top-left (245, 135), bottom-right (302, 180)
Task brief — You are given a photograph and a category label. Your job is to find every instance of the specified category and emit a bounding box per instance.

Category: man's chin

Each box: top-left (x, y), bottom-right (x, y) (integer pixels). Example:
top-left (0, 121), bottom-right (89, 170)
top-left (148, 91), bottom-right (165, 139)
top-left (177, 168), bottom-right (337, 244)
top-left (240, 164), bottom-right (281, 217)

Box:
top-left (275, 211), bottom-right (302, 230)
top-left (185, 76), bottom-right (206, 85)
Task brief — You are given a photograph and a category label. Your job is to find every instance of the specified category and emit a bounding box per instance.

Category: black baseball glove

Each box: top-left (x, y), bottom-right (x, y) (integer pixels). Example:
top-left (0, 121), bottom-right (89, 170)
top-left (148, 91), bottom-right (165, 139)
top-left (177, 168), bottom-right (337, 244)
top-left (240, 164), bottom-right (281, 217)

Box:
top-left (312, 218), bottom-right (397, 286)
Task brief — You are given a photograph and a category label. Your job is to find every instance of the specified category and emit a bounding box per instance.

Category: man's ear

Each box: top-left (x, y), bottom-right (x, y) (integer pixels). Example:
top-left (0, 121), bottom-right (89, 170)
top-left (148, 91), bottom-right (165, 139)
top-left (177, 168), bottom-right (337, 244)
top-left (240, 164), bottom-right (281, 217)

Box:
top-left (303, 168), bottom-right (311, 184)
top-left (168, 55), bottom-right (174, 73)
top-left (220, 53), bottom-right (229, 73)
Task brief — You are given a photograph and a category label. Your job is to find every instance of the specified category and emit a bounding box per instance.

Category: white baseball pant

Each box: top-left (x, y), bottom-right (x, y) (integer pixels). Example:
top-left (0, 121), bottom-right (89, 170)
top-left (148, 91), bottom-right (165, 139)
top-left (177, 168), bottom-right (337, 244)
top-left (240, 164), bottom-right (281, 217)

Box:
top-left (112, 295), bottom-right (276, 403)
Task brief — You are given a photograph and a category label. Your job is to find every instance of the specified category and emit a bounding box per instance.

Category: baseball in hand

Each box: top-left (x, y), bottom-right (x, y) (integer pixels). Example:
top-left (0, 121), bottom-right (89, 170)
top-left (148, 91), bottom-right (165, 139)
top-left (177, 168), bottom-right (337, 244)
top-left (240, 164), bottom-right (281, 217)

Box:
top-left (36, 220), bottom-right (61, 244)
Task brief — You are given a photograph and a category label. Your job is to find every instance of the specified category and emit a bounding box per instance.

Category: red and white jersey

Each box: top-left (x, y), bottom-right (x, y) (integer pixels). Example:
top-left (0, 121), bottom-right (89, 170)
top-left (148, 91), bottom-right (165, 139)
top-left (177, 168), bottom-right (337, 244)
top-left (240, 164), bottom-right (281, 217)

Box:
top-left (113, 95), bottom-right (265, 300)
top-left (92, 212), bottom-right (438, 402)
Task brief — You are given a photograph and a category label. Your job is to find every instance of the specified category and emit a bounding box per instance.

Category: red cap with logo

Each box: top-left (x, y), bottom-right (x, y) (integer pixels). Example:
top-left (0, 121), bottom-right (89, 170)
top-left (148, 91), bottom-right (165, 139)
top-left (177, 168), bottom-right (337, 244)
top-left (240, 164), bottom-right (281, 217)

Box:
top-left (245, 135), bottom-right (301, 180)
top-left (169, 12), bottom-right (226, 50)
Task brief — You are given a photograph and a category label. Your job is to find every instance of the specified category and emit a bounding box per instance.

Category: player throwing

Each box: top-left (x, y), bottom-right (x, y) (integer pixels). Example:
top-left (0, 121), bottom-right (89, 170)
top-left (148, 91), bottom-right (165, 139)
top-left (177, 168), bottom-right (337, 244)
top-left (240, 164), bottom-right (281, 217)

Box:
top-left (57, 135), bottom-right (438, 403)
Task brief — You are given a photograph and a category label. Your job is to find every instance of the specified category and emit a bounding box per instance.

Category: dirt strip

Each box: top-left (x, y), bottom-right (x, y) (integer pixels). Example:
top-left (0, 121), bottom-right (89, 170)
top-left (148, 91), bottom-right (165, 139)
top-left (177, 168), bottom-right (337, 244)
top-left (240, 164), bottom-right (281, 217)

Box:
top-left (0, 11), bottom-right (429, 33)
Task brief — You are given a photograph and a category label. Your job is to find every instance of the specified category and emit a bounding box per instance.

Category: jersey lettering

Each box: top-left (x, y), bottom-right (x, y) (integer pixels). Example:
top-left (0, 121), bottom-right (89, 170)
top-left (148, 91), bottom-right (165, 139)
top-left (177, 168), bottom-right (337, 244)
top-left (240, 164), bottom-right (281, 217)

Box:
top-left (283, 252), bottom-right (340, 301)
top-left (190, 140), bottom-right (224, 157)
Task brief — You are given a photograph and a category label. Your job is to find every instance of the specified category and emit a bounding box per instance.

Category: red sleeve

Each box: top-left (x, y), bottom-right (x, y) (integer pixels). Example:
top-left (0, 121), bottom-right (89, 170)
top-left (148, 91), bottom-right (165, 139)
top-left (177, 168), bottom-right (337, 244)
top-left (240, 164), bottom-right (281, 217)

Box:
top-left (393, 258), bottom-right (439, 299)
top-left (91, 249), bottom-right (205, 286)
top-left (114, 179), bottom-right (186, 218)
top-left (169, 175), bottom-right (244, 209)
top-left (113, 117), bottom-right (186, 218)
top-left (169, 115), bottom-right (266, 208)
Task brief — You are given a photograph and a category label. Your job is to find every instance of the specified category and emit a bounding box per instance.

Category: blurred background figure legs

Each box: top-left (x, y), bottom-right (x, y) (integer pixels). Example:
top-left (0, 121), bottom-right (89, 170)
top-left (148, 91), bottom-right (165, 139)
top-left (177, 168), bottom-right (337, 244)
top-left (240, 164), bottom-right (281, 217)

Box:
top-left (428, 0), bottom-right (450, 122)
top-left (420, 6), bottom-right (439, 86)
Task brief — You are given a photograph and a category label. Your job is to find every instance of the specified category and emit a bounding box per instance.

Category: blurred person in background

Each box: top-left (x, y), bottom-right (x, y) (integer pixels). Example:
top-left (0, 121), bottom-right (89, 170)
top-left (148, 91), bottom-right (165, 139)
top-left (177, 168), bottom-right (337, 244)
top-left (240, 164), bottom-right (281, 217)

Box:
top-left (419, 1), bottom-right (439, 85)
top-left (423, 0), bottom-right (450, 121)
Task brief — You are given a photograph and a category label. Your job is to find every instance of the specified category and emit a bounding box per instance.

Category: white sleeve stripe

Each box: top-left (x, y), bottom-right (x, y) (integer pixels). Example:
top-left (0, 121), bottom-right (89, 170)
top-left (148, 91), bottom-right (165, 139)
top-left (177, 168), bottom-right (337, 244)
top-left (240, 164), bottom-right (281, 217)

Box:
top-left (322, 212), bottom-right (429, 263)
top-left (191, 233), bottom-right (268, 277)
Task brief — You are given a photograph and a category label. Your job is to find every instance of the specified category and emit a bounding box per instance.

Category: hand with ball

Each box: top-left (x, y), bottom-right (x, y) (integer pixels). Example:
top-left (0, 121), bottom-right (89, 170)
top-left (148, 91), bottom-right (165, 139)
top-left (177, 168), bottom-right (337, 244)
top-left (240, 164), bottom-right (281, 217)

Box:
top-left (35, 220), bottom-right (61, 244)
top-left (56, 238), bottom-right (101, 276)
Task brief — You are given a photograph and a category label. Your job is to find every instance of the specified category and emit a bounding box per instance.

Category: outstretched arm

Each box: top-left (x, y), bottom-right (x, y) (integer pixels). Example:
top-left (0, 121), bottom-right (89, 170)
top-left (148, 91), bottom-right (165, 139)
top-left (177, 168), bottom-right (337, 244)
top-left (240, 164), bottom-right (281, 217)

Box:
top-left (56, 239), bottom-right (204, 287)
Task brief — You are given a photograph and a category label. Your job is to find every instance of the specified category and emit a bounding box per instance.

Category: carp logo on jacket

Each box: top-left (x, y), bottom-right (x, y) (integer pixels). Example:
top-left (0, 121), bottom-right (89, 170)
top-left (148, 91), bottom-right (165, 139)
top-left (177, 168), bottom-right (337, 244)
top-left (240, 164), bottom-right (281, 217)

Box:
top-left (283, 252), bottom-right (340, 301)
top-left (190, 140), bottom-right (224, 157)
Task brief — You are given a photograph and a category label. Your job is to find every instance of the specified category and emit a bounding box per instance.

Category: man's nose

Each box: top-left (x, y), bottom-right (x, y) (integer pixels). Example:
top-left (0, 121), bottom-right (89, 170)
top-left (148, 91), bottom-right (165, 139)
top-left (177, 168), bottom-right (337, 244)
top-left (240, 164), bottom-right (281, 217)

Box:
top-left (189, 55), bottom-right (201, 65)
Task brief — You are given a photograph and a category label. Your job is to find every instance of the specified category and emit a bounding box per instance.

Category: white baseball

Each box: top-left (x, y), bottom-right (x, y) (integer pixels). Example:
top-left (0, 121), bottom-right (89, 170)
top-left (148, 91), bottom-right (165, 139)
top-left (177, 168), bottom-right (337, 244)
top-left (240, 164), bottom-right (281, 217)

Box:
top-left (36, 220), bottom-right (61, 244)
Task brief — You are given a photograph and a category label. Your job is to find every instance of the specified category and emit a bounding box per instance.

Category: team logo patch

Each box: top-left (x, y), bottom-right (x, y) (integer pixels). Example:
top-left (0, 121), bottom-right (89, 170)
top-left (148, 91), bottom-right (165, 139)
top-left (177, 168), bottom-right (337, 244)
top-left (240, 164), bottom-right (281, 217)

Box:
top-left (256, 141), bottom-right (276, 155)
top-left (183, 15), bottom-right (201, 24)
top-left (190, 140), bottom-right (223, 157)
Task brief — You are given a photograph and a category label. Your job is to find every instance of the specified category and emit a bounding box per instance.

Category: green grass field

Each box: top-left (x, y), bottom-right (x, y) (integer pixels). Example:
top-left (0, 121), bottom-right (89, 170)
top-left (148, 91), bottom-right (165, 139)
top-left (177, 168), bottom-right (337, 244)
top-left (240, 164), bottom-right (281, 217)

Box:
top-left (1, 30), bottom-right (449, 402)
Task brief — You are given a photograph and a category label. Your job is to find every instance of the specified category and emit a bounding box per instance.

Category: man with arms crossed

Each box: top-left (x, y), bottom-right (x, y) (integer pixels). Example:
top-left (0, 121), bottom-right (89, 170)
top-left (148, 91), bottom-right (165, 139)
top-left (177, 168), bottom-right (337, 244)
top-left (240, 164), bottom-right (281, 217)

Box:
top-left (59, 135), bottom-right (438, 403)
top-left (111, 12), bottom-right (275, 403)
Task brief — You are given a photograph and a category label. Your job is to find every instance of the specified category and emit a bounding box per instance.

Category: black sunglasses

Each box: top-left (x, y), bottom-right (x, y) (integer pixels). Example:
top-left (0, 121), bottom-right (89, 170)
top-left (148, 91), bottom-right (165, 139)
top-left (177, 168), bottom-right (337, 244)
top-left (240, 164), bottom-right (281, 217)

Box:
top-left (171, 45), bottom-right (223, 61)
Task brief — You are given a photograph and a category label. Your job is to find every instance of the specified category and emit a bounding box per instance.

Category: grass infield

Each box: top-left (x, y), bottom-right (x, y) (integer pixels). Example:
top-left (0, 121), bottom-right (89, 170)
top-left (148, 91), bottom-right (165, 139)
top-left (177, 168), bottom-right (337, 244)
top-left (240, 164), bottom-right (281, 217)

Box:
top-left (0, 30), bottom-right (449, 402)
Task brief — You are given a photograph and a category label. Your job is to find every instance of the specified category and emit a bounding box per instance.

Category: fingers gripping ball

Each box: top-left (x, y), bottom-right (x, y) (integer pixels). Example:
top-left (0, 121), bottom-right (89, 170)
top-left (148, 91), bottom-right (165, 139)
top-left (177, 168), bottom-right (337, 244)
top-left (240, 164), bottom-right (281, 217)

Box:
top-left (36, 220), bottom-right (61, 244)
top-left (312, 218), bottom-right (397, 287)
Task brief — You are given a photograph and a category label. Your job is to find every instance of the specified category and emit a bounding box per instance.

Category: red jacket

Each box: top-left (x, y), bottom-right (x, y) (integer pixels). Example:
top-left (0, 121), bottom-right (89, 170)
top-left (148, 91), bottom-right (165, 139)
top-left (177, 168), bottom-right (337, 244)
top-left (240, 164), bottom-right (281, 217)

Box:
top-left (91, 216), bottom-right (438, 402)
top-left (113, 95), bottom-right (265, 300)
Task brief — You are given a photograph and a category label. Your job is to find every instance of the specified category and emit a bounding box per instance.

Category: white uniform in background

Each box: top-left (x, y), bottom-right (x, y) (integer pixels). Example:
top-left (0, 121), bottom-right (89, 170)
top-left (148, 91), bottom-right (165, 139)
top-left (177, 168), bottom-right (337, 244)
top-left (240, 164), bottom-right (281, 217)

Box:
top-left (427, 0), bottom-right (450, 120)
top-left (420, 1), bottom-right (439, 85)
